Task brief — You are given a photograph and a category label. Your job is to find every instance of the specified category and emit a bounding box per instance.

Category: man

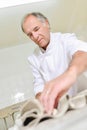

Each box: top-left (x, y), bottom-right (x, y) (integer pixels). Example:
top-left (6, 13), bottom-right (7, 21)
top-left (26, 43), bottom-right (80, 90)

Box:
top-left (21, 12), bottom-right (87, 115)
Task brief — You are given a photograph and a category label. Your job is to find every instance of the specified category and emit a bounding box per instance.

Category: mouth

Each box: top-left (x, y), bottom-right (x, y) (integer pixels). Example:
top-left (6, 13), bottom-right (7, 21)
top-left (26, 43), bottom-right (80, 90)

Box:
top-left (38, 38), bottom-right (43, 44)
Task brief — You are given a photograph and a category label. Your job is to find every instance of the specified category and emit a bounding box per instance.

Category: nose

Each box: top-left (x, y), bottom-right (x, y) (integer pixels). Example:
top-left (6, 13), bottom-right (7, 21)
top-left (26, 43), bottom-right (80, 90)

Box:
top-left (32, 32), bottom-right (39, 41)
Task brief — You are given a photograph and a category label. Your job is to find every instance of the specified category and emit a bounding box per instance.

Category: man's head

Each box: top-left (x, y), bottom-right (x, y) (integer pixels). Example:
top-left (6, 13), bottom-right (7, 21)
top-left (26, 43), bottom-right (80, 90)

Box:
top-left (21, 12), bottom-right (50, 50)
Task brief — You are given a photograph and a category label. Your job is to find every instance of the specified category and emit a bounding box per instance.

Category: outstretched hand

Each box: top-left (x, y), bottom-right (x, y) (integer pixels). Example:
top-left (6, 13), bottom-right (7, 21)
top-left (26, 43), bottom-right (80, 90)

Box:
top-left (40, 70), bottom-right (77, 115)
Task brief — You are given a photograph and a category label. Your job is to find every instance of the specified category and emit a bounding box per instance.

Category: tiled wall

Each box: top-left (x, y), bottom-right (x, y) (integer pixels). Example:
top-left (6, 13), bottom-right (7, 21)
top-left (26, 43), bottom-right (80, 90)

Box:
top-left (0, 42), bottom-right (36, 109)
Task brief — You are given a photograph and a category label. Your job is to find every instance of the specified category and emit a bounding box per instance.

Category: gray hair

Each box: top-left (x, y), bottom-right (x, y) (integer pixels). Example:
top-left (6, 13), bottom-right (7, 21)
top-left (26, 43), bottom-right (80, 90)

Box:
top-left (21, 12), bottom-right (49, 32)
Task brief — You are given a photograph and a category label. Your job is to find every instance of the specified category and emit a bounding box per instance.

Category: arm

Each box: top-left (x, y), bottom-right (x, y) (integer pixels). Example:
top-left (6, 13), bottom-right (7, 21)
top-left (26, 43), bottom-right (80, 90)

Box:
top-left (28, 56), bottom-right (44, 100)
top-left (69, 51), bottom-right (87, 76)
top-left (40, 51), bottom-right (87, 114)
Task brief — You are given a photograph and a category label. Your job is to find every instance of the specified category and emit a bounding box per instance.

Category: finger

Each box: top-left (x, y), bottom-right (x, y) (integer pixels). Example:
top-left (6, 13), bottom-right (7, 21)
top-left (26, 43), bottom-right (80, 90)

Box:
top-left (40, 89), bottom-right (51, 112)
top-left (41, 91), bottom-right (56, 115)
top-left (46, 91), bottom-right (60, 114)
top-left (46, 97), bottom-right (55, 115)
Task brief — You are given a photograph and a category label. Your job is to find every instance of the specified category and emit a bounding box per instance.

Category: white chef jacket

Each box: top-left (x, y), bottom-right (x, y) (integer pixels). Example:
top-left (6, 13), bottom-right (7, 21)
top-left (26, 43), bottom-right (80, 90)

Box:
top-left (28, 32), bottom-right (87, 96)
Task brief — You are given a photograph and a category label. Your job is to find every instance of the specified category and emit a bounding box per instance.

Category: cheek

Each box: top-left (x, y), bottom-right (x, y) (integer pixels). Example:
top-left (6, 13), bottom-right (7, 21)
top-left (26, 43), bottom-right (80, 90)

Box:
top-left (43, 30), bottom-right (49, 38)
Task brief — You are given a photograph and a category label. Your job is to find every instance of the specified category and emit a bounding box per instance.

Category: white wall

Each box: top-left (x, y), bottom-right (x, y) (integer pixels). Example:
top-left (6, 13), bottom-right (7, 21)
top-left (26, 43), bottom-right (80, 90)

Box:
top-left (0, 42), bottom-right (36, 109)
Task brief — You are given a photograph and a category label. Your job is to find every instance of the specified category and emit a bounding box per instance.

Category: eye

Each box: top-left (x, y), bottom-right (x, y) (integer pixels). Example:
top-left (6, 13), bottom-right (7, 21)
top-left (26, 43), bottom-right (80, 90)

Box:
top-left (27, 33), bottom-right (32, 38)
top-left (34, 26), bottom-right (40, 32)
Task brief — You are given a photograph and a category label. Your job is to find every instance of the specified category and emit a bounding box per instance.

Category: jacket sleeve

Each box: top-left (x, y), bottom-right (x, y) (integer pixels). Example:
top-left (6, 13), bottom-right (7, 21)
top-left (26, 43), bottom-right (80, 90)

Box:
top-left (28, 55), bottom-right (44, 96)
top-left (63, 33), bottom-right (87, 57)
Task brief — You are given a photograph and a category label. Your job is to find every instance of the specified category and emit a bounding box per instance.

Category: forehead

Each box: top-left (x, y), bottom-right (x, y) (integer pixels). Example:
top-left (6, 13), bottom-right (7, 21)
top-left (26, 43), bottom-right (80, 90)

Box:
top-left (25, 15), bottom-right (40, 24)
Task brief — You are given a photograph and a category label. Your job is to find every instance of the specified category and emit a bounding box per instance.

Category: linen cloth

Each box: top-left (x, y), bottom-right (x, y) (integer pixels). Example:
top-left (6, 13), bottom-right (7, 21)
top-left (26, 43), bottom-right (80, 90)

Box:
top-left (9, 89), bottom-right (87, 130)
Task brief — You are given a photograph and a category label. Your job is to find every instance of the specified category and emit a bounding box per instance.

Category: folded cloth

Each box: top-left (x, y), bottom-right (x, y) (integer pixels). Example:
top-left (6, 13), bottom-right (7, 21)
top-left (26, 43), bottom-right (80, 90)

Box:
top-left (15, 99), bottom-right (54, 129)
top-left (55, 89), bottom-right (87, 117)
top-left (9, 89), bottom-right (87, 130)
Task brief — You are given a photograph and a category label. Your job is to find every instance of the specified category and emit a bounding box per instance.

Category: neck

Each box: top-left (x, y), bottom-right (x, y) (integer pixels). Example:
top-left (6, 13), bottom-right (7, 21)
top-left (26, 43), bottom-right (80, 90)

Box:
top-left (42, 42), bottom-right (49, 50)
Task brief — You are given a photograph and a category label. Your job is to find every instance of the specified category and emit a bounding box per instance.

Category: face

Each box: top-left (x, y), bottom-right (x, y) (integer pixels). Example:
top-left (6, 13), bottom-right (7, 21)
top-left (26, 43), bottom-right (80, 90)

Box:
top-left (23, 15), bottom-right (50, 50)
